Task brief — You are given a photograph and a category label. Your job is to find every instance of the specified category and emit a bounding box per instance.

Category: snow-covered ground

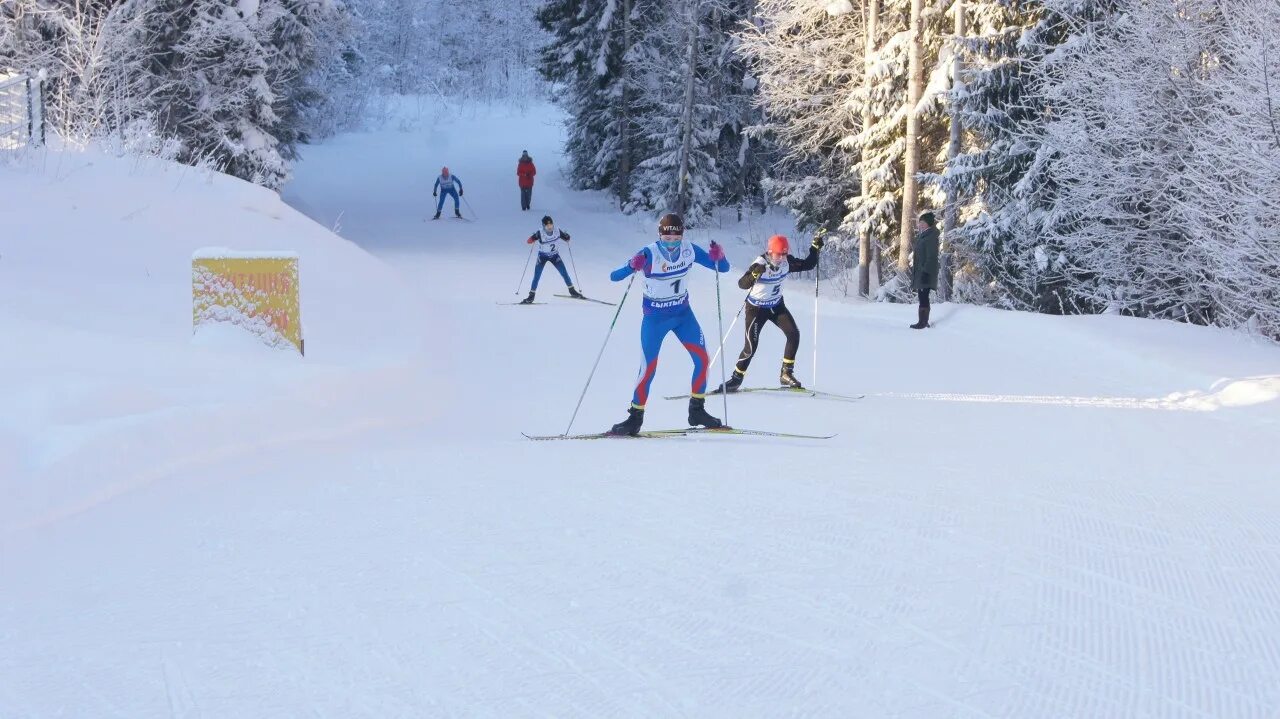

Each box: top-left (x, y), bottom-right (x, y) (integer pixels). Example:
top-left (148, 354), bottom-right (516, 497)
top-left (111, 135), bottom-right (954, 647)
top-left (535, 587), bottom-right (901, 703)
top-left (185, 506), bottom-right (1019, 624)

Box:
top-left (3, 101), bottom-right (1280, 717)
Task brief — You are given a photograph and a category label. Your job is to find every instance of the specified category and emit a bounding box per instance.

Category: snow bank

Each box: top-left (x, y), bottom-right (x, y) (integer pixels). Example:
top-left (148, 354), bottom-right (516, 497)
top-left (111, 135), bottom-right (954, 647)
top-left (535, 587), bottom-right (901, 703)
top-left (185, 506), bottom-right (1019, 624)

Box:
top-left (0, 146), bottom-right (426, 531)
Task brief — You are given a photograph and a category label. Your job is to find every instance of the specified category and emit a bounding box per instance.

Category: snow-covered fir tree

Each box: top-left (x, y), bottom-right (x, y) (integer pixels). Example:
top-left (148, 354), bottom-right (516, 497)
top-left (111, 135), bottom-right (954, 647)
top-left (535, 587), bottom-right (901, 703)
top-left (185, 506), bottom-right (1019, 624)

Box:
top-left (537, 0), bottom-right (637, 199)
top-left (737, 0), bottom-right (864, 232)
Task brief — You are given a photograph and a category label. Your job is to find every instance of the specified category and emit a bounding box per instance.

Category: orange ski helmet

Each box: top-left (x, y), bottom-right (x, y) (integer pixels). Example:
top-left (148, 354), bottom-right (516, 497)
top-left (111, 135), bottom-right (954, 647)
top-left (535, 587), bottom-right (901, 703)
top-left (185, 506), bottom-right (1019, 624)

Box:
top-left (767, 234), bottom-right (790, 256)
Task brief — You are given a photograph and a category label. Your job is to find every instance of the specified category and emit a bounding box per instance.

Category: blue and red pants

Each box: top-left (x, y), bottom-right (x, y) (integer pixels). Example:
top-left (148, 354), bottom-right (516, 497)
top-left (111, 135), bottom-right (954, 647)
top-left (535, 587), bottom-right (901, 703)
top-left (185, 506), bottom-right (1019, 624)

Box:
top-left (631, 305), bottom-right (710, 408)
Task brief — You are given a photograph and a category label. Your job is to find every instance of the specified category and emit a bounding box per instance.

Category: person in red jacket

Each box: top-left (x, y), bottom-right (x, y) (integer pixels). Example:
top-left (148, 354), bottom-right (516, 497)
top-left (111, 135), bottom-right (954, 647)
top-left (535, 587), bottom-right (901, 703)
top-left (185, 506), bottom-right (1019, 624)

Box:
top-left (517, 150), bottom-right (536, 211)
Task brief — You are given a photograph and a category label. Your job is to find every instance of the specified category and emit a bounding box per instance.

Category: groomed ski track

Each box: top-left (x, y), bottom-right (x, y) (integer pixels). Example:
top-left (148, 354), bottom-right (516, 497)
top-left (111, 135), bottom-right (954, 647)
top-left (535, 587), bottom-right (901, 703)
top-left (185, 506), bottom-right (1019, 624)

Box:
top-left (4, 99), bottom-right (1280, 717)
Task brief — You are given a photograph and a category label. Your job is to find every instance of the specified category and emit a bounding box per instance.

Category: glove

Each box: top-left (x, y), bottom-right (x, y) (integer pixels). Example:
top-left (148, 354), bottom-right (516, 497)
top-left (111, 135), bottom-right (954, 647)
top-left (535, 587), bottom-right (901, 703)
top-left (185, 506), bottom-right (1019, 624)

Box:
top-left (812, 235), bottom-right (825, 250)
top-left (527, 235), bottom-right (536, 244)
top-left (751, 266), bottom-right (763, 279)
top-left (708, 241), bottom-right (725, 263)
top-left (460, 189), bottom-right (464, 196)
top-left (433, 191), bottom-right (437, 197)
top-left (629, 253), bottom-right (647, 271)
top-left (562, 232), bottom-right (571, 242)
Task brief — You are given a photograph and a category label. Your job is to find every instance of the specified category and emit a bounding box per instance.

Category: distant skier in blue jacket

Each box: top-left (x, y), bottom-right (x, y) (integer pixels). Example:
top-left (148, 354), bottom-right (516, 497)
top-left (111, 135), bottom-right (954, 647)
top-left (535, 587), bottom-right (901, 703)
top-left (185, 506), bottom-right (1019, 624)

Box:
top-left (432, 166), bottom-right (463, 219)
top-left (607, 212), bottom-right (731, 436)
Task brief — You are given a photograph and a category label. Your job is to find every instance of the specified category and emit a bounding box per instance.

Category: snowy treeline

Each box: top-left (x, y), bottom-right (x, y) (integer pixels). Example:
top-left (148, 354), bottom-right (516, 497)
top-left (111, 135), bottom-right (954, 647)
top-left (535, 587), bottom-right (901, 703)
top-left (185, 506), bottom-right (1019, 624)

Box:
top-left (745, 0), bottom-right (1278, 336)
top-left (537, 0), bottom-right (771, 220)
top-left (0, 0), bottom-right (542, 188)
top-left (544, 0), bottom-right (1279, 338)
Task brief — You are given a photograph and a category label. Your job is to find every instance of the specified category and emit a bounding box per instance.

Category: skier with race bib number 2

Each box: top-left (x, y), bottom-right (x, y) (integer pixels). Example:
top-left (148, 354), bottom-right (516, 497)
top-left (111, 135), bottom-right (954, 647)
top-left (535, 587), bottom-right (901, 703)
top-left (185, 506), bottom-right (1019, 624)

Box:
top-left (520, 215), bottom-right (583, 304)
top-left (607, 212), bottom-right (731, 437)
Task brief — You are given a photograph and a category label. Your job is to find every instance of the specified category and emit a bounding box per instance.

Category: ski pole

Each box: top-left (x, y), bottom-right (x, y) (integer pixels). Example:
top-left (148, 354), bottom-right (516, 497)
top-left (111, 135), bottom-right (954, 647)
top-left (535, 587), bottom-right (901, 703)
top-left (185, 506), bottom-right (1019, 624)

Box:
top-left (567, 242), bottom-right (583, 293)
top-left (813, 243), bottom-right (820, 389)
top-left (462, 194), bottom-right (478, 220)
top-left (564, 273), bottom-right (636, 437)
top-left (515, 242), bottom-right (535, 295)
top-left (714, 253), bottom-right (729, 426)
top-left (707, 294), bottom-right (747, 368)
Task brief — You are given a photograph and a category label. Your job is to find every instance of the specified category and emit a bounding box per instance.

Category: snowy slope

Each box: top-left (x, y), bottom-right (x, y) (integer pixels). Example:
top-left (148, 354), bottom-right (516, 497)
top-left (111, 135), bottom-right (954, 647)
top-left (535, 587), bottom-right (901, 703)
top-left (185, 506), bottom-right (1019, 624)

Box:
top-left (3, 102), bottom-right (1280, 717)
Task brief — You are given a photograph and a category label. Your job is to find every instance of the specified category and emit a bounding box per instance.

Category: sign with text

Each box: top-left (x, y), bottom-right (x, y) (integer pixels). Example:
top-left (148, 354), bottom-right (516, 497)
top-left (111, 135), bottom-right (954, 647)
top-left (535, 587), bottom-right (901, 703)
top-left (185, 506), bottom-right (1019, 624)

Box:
top-left (192, 249), bottom-right (303, 355)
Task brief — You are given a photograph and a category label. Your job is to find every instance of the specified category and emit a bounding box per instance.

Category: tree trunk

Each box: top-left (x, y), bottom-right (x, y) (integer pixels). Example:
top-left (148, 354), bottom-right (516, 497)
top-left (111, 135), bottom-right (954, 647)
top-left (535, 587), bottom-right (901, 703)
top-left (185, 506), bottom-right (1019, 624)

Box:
top-left (617, 0), bottom-right (633, 211)
top-left (858, 0), bottom-right (880, 297)
top-left (899, 0), bottom-right (925, 277)
top-left (940, 0), bottom-right (964, 302)
top-left (676, 0), bottom-right (699, 215)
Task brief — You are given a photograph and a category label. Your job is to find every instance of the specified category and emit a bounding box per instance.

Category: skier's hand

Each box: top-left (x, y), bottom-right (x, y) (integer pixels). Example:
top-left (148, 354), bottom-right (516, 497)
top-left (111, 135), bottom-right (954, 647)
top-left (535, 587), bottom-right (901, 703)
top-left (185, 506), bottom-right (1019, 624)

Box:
top-left (751, 267), bottom-right (763, 280)
top-left (527, 235), bottom-right (536, 244)
top-left (460, 189), bottom-right (464, 196)
top-left (562, 232), bottom-right (571, 241)
top-left (629, 253), bottom-right (647, 272)
top-left (708, 241), bottom-right (725, 263)
top-left (812, 234), bottom-right (825, 250)
top-left (433, 191), bottom-right (437, 197)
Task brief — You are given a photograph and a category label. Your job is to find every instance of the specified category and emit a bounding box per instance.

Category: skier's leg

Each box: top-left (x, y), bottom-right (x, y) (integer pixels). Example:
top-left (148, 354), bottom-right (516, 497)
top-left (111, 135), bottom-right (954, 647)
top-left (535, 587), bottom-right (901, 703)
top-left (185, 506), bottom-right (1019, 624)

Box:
top-left (435, 192), bottom-right (446, 214)
top-left (672, 308), bottom-right (710, 397)
top-left (733, 304), bottom-right (765, 375)
top-left (673, 308), bottom-right (722, 427)
top-left (631, 314), bottom-right (673, 408)
top-left (450, 188), bottom-right (461, 212)
top-left (773, 304), bottom-right (804, 387)
top-left (530, 255), bottom-right (548, 291)
top-left (553, 257), bottom-right (573, 287)
top-left (772, 304), bottom-right (802, 364)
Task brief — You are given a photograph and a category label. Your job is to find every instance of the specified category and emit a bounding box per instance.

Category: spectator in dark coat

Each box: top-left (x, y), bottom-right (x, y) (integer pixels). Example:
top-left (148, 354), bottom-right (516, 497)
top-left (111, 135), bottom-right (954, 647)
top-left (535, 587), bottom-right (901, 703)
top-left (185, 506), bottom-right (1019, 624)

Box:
top-left (911, 211), bottom-right (940, 329)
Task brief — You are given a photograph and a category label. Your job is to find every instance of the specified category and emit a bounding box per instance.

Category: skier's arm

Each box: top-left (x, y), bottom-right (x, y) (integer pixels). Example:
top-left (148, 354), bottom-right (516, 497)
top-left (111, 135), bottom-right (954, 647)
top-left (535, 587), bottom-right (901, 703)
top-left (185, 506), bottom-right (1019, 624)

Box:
top-left (738, 262), bottom-right (766, 290)
top-left (693, 243), bottom-right (731, 273)
top-left (560, 230), bottom-right (571, 241)
top-left (787, 246), bottom-right (819, 273)
top-left (456, 176), bottom-right (463, 194)
top-left (611, 248), bottom-right (651, 281)
top-left (432, 177), bottom-right (439, 195)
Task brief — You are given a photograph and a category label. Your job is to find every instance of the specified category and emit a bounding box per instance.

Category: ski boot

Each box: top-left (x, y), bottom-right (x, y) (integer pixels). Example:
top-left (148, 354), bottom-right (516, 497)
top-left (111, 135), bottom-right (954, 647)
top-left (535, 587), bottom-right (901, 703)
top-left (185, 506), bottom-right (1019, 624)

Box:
top-left (454, 208), bottom-right (463, 218)
top-left (713, 370), bottom-right (744, 394)
top-left (688, 397), bottom-right (723, 429)
top-left (519, 291), bottom-right (536, 305)
top-left (432, 211), bottom-right (441, 220)
top-left (779, 361), bottom-right (804, 389)
top-left (567, 285), bottom-right (585, 299)
top-left (608, 405), bottom-right (645, 436)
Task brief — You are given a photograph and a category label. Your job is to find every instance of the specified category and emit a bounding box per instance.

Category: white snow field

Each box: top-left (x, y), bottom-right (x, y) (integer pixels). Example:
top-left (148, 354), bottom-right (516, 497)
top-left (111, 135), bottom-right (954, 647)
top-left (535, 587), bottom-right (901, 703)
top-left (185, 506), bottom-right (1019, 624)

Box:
top-left (4, 101), bottom-right (1280, 717)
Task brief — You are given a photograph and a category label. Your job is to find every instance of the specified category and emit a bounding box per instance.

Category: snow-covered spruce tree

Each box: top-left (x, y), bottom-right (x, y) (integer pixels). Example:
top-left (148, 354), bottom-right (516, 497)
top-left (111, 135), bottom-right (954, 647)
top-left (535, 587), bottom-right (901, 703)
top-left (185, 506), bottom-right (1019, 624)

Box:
top-left (1036, 0), bottom-right (1279, 333)
top-left (131, 0), bottom-right (287, 187)
top-left (629, 0), bottom-right (760, 220)
top-left (703, 0), bottom-right (768, 216)
top-left (301, 0), bottom-right (367, 138)
top-left (935, 0), bottom-right (1115, 311)
top-left (537, 0), bottom-right (641, 203)
top-left (737, 0), bottom-right (864, 233)
top-left (1197, 0), bottom-right (1280, 337)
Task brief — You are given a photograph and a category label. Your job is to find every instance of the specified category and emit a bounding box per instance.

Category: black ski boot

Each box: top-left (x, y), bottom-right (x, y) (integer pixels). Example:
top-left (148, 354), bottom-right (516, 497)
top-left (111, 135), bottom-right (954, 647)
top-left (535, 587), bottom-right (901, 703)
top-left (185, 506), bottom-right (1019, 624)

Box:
top-left (432, 211), bottom-right (441, 220)
top-left (455, 208), bottom-right (463, 218)
top-left (688, 397), bottom-right (723, 429)
top-left (910, 304), bottom-right (930, 329)
top-left (519, 291), bottom-right (536, 305)
top-left (567, 285), bottom-right (585, 299)
top-left (779, 362), bottom-right (804, 388)
top-left (609, 406), bottom-right (645, 436)
top-left (713, 370), bottom-right (744, 394)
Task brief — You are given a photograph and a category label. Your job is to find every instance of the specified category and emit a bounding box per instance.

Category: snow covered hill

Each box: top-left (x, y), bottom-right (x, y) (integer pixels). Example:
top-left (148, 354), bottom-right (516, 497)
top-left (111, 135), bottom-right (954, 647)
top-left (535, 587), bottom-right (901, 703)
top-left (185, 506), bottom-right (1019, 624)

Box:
top-left (3, 102), bottom-right (1280, 717)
